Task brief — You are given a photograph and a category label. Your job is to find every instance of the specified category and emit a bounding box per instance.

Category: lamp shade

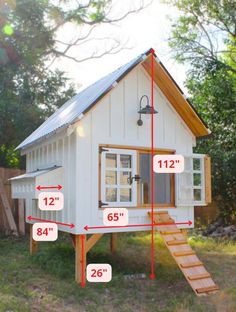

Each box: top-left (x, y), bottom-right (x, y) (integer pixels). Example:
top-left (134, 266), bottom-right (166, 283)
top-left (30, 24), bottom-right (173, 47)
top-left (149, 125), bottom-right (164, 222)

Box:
top-left (138, 104), bottom-right (158, 115)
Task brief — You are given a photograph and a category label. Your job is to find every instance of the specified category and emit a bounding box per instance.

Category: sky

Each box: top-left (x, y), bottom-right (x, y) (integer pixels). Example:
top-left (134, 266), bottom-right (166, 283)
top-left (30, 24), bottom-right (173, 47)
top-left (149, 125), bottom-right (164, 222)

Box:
top-left (51, 0), bottom-right (187, 93)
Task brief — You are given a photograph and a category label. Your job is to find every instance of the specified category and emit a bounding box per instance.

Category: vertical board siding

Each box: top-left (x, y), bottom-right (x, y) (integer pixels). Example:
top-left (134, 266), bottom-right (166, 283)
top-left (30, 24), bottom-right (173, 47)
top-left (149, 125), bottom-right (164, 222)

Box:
top-left (69, 132), bottom-right (76, 225)
top-left (108, 94), bottom-right (112, 137)
top-left (163, 103), bottom-right (175, 146)
top-left (64, 136), bottom-right (69, 223)
top-left (93, 95), bottom-right (110, 140)
top-left (76, 114), bottom-right (92, 228)
top-left (124, 69), bottom-right (139, 140)
top-left (89, 113), bottom-right (94, 224)
top-left (123, 81), bottom-right (126, 138)
top-left (138, 67), bottom-right (151, 143)
top-left (76, 63), bottom-right (195, 233)
top-left (154, 88), bottom-right (164, 147)
top-left (61, 138), bottom-right (66, 223)
top-left (24, 131), bottom-right (77, 233)
top-left (32, 151), bottom-right (35, 171)
top-left (24, 63), bottom-right (195, 234)
top-left (26, 154), bottom-right (29, 172)
top-left (110, 82), bottom-right (124, 139)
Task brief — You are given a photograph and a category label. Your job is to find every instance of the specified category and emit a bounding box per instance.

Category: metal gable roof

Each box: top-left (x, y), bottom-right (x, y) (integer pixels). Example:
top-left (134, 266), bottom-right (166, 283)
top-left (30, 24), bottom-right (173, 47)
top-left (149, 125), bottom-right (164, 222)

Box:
top-left (17, 50), bottom-right (148, 150)
top-left (17, 48), bottom-right (209, 150)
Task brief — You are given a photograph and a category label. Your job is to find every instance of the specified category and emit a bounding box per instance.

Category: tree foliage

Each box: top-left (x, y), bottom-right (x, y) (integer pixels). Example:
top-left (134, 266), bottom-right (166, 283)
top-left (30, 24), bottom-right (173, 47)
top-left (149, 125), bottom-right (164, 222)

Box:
top-left (0, 0), bottom-right (76, 168)
top-left (0, 0), bottom-right (149, 168)
top-left (166, 0), bottom-right (236, 74)
top-left (166, 0), bottom-right (236, 222)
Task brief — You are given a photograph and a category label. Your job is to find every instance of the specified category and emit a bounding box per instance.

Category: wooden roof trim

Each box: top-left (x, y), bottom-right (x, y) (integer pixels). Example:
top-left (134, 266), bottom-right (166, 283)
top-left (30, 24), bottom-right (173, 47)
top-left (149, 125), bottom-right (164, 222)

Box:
top-left (156, 59), bottom-right (209, 130)
top-left (142, 55), bottom-right (210, 138)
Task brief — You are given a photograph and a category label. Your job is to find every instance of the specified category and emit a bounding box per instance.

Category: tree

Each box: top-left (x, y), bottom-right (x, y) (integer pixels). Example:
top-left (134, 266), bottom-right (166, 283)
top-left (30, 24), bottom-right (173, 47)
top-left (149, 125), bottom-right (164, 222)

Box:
top-left (0, 0), bottom-right (76, 167)
top-left (166, 0), bottom-right (236, 223)
top-left (0, 0), bottom-right (150, 168)
top-left (166, 0), bottom-right (236, 75)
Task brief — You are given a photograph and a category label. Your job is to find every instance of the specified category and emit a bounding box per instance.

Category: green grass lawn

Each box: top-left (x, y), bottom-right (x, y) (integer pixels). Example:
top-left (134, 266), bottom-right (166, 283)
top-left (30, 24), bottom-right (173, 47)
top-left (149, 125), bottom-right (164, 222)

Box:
top-left (0, 232), bottom-right (236, 312)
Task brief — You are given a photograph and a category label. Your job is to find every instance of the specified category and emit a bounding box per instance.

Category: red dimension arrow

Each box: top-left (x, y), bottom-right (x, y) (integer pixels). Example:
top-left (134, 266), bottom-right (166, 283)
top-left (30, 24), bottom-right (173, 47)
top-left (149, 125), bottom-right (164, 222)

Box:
top-left (36, 185), bottom-right (62, 191)
top-left (84, 220), bottom-right (192, 231)
top-left (81, 235), bottom-right (86, 288)
top-left (27, 216), bottom-right (74, 228)
top-left (150, 48), bottom-right (155, 280)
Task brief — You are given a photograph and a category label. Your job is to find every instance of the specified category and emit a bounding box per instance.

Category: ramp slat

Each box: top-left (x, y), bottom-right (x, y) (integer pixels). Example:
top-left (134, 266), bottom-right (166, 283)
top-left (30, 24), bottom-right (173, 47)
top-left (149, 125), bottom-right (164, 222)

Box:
top-left (160, 230), bottom-right (182, 235)
top-left (196, 285), bottom-right (219, 294)
top-left (173, 250), bottom-right (195, 257)
top-left (188, 273), bottom-right (211, 281)
top-left (167, 239), bottom-right (187, 246)
top-left (180, 261), bottom-right (203, 268)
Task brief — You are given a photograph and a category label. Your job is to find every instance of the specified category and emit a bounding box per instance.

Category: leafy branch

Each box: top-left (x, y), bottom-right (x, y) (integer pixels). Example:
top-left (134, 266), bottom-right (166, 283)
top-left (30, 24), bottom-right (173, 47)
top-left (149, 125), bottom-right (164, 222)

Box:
top-left (165, 0), bottom-right (236, 74)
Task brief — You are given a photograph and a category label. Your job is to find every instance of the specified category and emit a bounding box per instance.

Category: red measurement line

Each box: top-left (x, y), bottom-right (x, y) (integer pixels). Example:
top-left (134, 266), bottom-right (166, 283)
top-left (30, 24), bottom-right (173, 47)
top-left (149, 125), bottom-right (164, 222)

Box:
top-left (36, 185), bottom-right (62, 191)
top-left (27, 216), bottom-right (75, 228)
top-left (81, 235), bottom-right (86, 287)
top-left (84, 220), bottom-right (192, 231)
top-left (150, 48), bottom-right (155, 280)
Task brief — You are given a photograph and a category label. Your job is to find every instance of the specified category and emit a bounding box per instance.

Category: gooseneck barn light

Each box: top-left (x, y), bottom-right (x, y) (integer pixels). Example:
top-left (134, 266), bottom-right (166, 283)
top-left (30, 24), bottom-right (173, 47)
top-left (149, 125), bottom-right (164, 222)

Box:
top-left (137, 95), bottom-right (158, 126)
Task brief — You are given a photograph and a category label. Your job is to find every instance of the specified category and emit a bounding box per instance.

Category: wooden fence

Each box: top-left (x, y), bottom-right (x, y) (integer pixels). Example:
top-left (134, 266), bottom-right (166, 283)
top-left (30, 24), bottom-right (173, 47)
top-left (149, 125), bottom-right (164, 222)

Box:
top-left (195, 202), bottom-right (219, 226)
top-left (0, 167), bottom-right (25, 235)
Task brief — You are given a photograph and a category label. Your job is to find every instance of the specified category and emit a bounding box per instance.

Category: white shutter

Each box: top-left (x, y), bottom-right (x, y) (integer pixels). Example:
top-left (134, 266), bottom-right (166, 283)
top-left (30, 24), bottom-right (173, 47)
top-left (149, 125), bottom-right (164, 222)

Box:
top-left (176, 154), bottom-right (208, 207)
top-left (101, 148), bottom-right (137, 207)
top-left (176, 156), bottom-right (194, 206)
top-left (192, 154), bottom-right (206, 206)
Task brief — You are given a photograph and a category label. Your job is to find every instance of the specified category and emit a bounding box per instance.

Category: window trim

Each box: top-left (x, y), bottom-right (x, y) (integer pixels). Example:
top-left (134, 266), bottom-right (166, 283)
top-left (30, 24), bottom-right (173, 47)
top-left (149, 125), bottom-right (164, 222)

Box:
top-left (99, 144), bottom-right (175, 209)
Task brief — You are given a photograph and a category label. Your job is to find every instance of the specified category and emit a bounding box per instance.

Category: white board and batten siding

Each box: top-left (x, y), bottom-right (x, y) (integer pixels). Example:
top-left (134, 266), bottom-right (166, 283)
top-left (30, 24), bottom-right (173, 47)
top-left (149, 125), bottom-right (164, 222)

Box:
top-left (22, 131), bottom-right (77, 233)
top-left (76, 64), bottom-right (195, 234)
top-left (19, 64), bottom-right (198, 234)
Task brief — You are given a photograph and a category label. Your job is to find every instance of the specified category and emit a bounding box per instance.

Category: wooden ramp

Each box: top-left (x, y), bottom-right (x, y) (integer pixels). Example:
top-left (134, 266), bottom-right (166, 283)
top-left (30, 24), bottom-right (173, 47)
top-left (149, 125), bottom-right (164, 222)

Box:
top-left (149, 211), bottom-right (219, 296)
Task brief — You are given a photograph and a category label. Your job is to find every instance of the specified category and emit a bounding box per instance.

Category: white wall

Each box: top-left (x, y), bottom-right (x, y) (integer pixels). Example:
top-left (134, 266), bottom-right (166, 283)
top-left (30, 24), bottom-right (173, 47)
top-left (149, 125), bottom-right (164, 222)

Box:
top-left (76, 64), bottom-right (195, 234)
top-left (22, 64), bottom-right (195, 234)
top-left (24, 131), bottom-right (77, 233)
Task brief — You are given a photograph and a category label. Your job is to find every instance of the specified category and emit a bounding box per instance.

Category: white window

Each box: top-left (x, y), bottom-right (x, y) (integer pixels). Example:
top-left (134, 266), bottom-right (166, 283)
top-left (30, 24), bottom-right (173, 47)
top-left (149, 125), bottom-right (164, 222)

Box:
top-left (176, 154), bottom-right (210, 206)
top-left (101, 148), bottom-right (137, 207)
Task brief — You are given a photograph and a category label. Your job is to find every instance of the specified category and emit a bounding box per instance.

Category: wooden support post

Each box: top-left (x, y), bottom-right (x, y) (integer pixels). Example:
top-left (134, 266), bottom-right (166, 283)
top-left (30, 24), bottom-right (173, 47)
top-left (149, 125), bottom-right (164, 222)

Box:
top-left (74, 233), bottom-right (104, 285)
top-left (110, 233), bottom-right (117, 254)
top-left (75, 234), bottom-right (86, 285)
top-left (18, 199), bottom-right (25, 235)
top-left (30, 224), bottom-right (38, 254)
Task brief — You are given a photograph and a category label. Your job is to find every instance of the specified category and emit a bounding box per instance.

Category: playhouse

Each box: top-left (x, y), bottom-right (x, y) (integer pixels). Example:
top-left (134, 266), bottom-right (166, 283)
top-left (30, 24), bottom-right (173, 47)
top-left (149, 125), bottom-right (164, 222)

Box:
top-left (10, 48), bottom-right (218, 295)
